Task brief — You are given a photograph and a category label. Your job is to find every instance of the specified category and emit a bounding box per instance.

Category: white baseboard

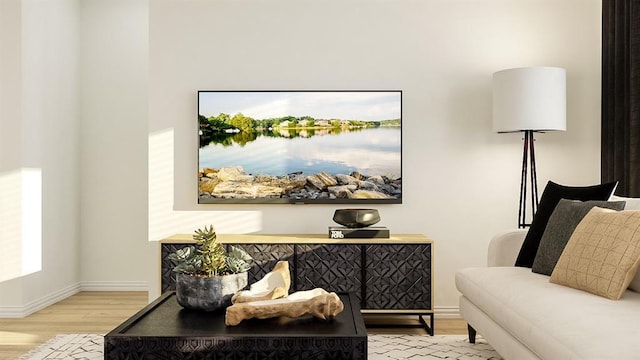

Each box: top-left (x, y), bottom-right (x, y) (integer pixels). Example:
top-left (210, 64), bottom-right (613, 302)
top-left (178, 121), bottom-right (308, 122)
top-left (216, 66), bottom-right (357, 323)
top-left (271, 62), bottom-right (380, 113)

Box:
top-left (0, 282), bottom-right (80, 318)
top-left (0, 281), bottom-right (148, 318)
top-left (434, 306), bottom-right (461, 319)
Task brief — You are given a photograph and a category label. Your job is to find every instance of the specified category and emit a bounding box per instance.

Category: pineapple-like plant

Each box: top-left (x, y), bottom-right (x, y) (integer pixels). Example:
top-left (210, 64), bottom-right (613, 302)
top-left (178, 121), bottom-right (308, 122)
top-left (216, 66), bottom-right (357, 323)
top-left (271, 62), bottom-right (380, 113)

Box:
top-left (168, 225), bottom-right (252, 277)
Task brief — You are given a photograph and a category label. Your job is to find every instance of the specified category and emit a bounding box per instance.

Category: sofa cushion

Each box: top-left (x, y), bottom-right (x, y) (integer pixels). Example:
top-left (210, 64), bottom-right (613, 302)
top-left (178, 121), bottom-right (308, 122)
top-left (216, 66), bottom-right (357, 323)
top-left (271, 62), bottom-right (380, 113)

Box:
top-left (611, 195), bottom-right (640, 210)
top-left (531, 199), bottom-right (625, 275)
top-left (515, 181), bottom-right (618, 268)
top-left (550, 207), bottom-right (640, 300)
top-left (456, 266), bottom-right (640, 360)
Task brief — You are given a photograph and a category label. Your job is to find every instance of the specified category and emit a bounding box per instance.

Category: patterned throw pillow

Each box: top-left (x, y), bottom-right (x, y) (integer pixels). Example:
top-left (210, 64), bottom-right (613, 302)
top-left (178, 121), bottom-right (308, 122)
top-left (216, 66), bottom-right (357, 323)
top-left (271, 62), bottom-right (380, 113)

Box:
top-left (532, 199), bottom-right (626, 276)
top-left (550, 207), bottom-right (640, 300)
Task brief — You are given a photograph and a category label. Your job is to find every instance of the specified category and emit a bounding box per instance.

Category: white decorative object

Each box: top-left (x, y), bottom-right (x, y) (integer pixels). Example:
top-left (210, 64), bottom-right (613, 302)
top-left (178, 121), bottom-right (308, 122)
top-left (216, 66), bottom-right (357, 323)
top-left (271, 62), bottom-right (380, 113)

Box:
top-left (231, 261), bottom-right (291, 303)
top-left (225, 288), bottom-right (344, 326)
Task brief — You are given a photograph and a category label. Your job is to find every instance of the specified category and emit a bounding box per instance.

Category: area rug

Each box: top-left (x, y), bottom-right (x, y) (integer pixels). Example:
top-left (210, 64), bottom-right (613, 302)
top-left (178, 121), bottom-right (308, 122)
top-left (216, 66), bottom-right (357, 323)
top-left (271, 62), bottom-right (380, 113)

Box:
top-left (369, 334), bottom-right (501, 360)
top-left (18, 334), bottom-right (103, 360)
top-left (19, 333), bottom-right (502, 360)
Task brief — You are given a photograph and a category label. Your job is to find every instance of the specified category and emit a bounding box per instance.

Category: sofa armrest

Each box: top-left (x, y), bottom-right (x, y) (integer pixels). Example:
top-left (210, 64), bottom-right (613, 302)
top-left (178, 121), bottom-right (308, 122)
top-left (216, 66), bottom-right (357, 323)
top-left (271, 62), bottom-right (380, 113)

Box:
top-left (487, 229), bottom-right (528, 267)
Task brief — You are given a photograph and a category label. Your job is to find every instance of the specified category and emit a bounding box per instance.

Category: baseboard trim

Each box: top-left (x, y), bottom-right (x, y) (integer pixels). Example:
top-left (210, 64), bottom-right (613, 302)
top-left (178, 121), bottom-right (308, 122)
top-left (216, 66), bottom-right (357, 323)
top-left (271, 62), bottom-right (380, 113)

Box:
top-left (0, 281), bottom-right (148, 318)
top-left (0, 282), bottom-right (80, 318)
top-left (434, 306), bottom-right (461, 319)
top-left (79, 281), bottom-right (148, 292)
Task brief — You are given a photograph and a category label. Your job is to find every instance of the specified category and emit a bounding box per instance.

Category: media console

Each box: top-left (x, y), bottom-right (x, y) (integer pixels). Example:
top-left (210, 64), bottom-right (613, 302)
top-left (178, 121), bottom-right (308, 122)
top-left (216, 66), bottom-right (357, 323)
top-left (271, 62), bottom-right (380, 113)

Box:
top-left (160, 233), bottom-right (434, 334)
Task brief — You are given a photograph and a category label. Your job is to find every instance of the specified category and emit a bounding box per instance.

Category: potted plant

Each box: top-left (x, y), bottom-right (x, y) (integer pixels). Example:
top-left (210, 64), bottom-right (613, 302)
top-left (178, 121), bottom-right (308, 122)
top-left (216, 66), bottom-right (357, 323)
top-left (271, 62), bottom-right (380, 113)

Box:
top-left (168, 225), bottom-right (253, 311)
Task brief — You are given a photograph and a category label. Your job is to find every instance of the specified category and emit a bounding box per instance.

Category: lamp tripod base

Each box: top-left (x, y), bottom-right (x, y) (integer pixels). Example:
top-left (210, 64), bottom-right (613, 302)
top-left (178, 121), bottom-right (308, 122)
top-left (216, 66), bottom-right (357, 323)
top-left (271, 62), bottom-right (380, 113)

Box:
top-left (519, 130), bottom-right (539, 228)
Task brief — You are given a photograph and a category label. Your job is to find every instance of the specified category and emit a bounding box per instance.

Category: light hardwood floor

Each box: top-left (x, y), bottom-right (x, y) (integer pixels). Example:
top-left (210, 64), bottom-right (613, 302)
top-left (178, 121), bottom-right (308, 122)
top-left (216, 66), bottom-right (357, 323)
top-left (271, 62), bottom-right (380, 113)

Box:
top-left (0, 291), bottom-right (467, 360)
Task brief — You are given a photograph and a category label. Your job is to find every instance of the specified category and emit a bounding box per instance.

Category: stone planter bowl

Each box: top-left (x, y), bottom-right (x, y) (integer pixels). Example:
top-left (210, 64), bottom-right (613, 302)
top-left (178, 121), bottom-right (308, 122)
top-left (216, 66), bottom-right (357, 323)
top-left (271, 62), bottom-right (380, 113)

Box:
top-left (175, 272), bottom-right (248, 311)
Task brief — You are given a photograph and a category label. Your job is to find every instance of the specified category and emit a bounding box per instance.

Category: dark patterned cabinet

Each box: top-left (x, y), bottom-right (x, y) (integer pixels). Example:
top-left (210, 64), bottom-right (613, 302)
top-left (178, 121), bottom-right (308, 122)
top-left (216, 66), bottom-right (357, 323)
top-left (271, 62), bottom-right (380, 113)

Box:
top-left (295, 244), bottom-right (363, 304)
top-left (160, 233), bottom-right (433, 332)
top-left (365, 244), bottom-right (431, 310)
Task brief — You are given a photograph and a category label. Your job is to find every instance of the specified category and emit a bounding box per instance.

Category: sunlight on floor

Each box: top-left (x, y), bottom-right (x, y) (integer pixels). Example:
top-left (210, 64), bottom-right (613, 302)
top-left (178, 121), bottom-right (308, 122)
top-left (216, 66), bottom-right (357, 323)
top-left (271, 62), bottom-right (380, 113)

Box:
top-left (0, 331), bottom-right (39, 346)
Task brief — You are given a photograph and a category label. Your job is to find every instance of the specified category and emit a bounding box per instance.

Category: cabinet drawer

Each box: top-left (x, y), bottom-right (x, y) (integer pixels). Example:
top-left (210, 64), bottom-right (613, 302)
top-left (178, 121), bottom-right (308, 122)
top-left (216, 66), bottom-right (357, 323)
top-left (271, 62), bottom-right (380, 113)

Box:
top-left (364, 244), bottom-right (432, 310)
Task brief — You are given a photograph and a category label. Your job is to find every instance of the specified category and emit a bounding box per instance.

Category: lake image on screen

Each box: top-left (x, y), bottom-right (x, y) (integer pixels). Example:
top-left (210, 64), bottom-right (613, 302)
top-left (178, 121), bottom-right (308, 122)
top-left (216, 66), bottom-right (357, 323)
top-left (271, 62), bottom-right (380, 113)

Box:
top-left (198, 91), bottom-right (402, 203)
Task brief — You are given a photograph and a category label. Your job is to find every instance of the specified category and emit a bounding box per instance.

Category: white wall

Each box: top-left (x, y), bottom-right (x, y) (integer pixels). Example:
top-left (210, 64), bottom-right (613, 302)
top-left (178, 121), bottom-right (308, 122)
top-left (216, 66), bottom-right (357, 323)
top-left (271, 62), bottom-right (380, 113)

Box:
top-left (1, 0), bottom-right (603, 315)
top-left (0, 0), bottom-right (25, 307)
top-left (147, 0), bottom-right (602, 309)
top-left (0, 0), bottom-right (81, 314)
top-left (78, 0), bottom-right (150, 290)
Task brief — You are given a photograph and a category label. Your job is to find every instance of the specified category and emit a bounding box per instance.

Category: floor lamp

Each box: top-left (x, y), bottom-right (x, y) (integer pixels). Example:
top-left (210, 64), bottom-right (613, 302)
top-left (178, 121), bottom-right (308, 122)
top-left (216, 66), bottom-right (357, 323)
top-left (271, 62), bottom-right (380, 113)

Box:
top-left (492, 67), bottom-right (566, 228)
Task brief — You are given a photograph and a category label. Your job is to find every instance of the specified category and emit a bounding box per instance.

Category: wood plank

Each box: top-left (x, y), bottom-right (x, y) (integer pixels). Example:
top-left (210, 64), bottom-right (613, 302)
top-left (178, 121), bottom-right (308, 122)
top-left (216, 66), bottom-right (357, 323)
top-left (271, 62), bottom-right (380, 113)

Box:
top-left (161, 233), bottom-right (433, 244)
top-left (0, 292), bottom-right (147, 359)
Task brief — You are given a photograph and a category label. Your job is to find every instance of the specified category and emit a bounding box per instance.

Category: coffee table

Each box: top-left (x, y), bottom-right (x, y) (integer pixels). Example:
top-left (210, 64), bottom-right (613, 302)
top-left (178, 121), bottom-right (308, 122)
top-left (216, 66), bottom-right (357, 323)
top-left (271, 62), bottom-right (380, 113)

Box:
top-left (104, 291), bottom-right (367, 359)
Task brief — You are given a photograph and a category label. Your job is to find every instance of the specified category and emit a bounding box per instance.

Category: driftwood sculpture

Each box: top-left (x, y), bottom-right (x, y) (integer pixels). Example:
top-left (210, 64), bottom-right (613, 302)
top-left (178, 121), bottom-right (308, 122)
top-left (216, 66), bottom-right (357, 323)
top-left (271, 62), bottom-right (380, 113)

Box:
top-left (231, 261), bottom-right (291, 304)
top-left (225, 288), bottom-right (344, 326)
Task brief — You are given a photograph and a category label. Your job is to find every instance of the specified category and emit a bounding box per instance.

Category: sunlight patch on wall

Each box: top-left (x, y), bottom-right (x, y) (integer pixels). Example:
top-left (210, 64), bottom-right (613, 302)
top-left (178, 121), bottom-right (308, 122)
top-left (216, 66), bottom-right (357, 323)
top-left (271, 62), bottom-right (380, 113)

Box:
top-left (148, 128), bottom-right (262, 241)
top-left (0, 168), bottom-right (42, 283)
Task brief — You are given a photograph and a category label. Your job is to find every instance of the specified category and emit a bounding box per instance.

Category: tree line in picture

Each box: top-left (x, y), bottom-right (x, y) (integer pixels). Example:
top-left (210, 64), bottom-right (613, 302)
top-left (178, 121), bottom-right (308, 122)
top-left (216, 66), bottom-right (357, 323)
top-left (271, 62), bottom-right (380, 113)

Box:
top-left (198, 113), bottom-right (400, 146)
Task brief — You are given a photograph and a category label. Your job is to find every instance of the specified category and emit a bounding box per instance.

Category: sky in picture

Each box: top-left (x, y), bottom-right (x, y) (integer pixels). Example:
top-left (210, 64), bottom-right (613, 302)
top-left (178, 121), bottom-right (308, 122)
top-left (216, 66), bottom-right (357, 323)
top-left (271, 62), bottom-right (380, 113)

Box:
top-left (198, 91), bottom-right (401, 121)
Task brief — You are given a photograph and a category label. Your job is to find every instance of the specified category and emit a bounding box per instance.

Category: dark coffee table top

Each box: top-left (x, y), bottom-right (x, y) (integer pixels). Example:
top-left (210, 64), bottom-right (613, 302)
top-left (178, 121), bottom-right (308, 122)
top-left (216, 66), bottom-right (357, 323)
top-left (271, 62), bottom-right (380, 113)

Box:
top-left (107, 291), bottom-right (366, 338)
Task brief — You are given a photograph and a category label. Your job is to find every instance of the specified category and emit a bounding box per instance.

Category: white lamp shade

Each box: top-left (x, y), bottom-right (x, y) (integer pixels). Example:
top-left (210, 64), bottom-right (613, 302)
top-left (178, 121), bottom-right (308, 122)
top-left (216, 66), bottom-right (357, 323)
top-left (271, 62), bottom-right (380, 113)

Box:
top-left (492, 67), bottom-right (566, 133)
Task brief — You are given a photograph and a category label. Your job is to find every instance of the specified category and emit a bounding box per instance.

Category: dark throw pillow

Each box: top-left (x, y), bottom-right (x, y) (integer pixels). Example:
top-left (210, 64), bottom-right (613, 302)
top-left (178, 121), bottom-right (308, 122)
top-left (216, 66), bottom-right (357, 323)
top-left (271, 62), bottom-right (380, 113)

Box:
top-left (531, 199), bottom-right (625, 275)
top-left (514, 180), bottom-right (618, 268)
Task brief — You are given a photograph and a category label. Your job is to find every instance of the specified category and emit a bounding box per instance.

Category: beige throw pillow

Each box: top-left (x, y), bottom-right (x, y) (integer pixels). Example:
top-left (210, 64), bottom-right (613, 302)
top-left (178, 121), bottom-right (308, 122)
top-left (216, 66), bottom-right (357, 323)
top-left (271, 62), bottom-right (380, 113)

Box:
top-left (550, 207), bottom-right (640, 300)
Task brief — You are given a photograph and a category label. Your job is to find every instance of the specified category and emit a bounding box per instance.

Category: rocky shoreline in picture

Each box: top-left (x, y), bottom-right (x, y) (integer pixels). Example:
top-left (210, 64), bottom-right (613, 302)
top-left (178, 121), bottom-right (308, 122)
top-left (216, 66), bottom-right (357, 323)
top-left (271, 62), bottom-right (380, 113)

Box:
top-left (199, 166), bottom-right (401, 201)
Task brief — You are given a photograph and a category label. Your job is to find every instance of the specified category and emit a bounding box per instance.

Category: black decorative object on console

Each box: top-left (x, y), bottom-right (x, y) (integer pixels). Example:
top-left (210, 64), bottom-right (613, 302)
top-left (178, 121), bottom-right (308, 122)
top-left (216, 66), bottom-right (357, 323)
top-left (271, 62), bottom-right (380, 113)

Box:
top-left (333, 209), bottom-right (380, 228)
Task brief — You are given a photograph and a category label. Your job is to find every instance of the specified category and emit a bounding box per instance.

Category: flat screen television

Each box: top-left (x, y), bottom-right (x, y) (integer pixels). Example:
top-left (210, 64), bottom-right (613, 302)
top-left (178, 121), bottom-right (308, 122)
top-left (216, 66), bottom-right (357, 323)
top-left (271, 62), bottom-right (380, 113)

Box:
top-left (198, 90), bottom-right (402, 204)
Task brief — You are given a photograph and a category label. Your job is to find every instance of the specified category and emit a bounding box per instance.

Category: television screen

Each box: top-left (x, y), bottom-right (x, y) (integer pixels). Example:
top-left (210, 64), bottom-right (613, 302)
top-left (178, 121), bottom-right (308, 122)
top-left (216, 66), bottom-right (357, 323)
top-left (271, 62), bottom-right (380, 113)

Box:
top-left (198, 90), bottom-right (402, 204)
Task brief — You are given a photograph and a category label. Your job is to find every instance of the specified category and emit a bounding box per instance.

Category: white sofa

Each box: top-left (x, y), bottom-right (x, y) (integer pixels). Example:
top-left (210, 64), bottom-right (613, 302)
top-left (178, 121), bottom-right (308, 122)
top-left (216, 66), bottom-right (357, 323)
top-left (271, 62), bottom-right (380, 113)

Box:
top-left (456, 229), bottom-right (640, 360)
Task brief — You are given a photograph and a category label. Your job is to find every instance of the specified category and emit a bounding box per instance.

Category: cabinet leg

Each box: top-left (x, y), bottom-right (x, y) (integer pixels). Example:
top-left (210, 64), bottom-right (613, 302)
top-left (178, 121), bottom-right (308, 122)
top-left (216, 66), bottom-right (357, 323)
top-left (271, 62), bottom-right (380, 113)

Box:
top-left (418, 314), bottom-right (434, 336)
top-left (467, 324), bottom-right (477, 343)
